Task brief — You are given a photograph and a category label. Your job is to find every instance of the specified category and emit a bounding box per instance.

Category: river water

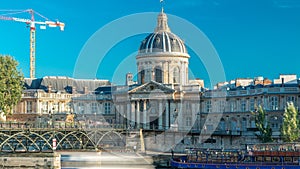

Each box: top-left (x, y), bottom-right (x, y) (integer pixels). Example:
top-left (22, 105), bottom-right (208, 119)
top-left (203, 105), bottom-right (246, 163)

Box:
top-left (60, 151), bottom-right (166, 169)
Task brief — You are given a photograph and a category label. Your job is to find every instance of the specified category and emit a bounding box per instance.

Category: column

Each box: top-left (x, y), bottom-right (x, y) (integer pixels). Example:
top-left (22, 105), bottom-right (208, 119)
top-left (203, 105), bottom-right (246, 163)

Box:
top-left (158, 102), bottom-right (163, 129)
top-left (143, 100), bottom-right (147, 129)
top-left (36, 99), bottom-right (40, 114)
top-left (115, 105), bottom-right (120, 126)
top-left (127, 103), bottom-right (131, 128)
top-left (181, 61), bottom-right (184, 85)
top-left (119, 104), bottom-right (126, 128)
top-left (165, 101), bottom-right (169, 129)
top-left (131, 102), bottom-right (136, 128)
top-left (136, 101), bottom-right (140, 128)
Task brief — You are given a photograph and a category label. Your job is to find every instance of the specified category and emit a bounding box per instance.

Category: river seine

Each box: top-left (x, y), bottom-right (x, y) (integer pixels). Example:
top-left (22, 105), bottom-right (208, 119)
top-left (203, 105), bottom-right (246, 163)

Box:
top-left (60, 151), bottom-right (161, 169)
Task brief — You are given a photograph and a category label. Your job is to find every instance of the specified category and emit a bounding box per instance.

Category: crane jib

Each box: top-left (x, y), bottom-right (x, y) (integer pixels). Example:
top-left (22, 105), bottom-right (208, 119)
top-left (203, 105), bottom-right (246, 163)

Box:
top-left (12, 17), bottom-right (32, 23)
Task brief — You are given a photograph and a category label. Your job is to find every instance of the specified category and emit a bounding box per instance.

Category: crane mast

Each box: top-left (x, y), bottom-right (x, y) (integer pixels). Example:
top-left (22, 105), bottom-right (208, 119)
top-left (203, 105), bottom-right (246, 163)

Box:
top-left (0, 9), bottom-right (65, 79)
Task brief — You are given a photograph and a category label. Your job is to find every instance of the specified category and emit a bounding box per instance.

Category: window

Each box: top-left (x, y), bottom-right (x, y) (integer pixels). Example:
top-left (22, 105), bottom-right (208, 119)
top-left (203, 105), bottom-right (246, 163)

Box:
top-left (186, 117), bottom-right (192, 126)
top-left (212, 100), bottom-right (218, 112)
top-left (250, 119), bottom-right (256, 128)
top-left (78, 102), bottom-right (84, 114)
top-left (104, 102), bottom-right (111, 114)
top-left (250, 98), bottom-right (255, 111)
top-left (242, 118), bottom-right (247, 131)
top-left (185, 101), bottom-right (191, 110)
top-left (229, 100), bottom-right (236, 112)
top-left (42, 102), bottom-right (48, 113)
top-left (206, 100), bottom-right (212, 113)
top-left (270, 96), bottom-right (278, 110)
top-left (91, 102), bottom-right (98, 114)
top-left (257, 98), bottom-right (262, 107)
top-left (231, 119), bottom-right (237, 131)
top-left (139, 70), bottom-right (145, 84)
top-left (173, 67), bottom-right (180, 83)
top-left (66, 102), bottom-right (71, 113)
top-left (287, 96), bottom-right (296, 104)
top-left (26, 101), bottom-right (33, 113)
top-left (219, 118), bottom-right (225, 131)
top-left (155, 67), bottom-right (163, 83)
top-left (53, 102), bottom-right (59, 113)
top-left (241, 99), bottom-right (246, 112)
top-left (219, 100), bottom-right (225, 112)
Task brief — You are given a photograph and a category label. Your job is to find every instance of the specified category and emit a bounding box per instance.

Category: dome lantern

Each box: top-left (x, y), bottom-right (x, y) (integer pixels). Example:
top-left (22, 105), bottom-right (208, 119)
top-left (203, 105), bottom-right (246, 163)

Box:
top-left (136, 9), bottom-right (190, 85)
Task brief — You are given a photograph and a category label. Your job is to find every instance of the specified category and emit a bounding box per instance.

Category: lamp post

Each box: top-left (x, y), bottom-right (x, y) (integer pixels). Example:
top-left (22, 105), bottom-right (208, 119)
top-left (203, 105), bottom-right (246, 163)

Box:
top-left (173, 108), bottom-right (178, 131)
top-left (94, 112), bottom-right (97, 128)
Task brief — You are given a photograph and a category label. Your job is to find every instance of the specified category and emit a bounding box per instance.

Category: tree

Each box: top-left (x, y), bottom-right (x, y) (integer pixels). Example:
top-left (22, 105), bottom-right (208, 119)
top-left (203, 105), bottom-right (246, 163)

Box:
top-left (281, 102), bottom-right (299, 142)
top-left (0, 55), bottom-right (24, 121)
top-left (253, 105), bottom-right (273, 143)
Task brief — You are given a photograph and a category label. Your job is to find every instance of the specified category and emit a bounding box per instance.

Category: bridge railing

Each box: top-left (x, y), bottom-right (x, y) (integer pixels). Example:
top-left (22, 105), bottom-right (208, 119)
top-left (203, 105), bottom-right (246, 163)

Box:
top-left (0, 121), bottom-right (126, 130)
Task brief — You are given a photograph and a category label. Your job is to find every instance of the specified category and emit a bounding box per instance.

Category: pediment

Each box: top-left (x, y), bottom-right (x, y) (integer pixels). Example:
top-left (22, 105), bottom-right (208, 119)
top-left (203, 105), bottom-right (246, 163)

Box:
top-left (129, 81), bottom-right (174, 94)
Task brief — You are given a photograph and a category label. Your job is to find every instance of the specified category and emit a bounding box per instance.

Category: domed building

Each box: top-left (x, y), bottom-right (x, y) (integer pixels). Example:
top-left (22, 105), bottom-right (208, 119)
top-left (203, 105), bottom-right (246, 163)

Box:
top-left (119, 10), bottom-right (202, 134)
top-left (136, 9), bottom-right (190, 85)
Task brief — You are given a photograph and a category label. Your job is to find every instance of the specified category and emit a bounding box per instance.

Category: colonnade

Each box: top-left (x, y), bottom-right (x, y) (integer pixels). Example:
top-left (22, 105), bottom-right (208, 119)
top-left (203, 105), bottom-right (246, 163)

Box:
top-left (124, 99), bottom-right (171, 130)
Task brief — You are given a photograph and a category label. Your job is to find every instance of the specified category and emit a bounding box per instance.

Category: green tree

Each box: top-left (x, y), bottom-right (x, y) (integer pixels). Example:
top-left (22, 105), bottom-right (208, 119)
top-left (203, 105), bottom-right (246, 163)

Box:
top-left (281, 102), bottom-right (299, 142)
top-left (253, 105), bottom-right (273, 143)
top-left (0, 55), bottom-right (24, 120)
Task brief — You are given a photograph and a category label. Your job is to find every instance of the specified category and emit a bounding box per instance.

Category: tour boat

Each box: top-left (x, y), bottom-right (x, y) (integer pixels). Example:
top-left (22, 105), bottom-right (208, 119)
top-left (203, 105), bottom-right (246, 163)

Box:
top-left (170, 143), bottom-right (300, 169)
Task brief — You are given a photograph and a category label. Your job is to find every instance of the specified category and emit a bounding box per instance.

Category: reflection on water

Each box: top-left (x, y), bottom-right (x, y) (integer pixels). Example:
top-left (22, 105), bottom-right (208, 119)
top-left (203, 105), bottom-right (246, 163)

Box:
top-left (60, 151), bottom-right (156, 169)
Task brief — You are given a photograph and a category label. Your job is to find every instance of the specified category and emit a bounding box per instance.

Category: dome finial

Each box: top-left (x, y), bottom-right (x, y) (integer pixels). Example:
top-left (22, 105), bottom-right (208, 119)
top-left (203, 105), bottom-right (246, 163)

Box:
top-left (160, 0), bottom-right (164, 13)
top-left (155, 0), bottom-right (170, 32)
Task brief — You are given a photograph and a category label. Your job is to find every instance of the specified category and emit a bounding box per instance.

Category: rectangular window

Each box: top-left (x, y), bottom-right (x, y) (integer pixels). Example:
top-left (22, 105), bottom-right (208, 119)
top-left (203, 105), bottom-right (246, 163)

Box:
top-left (287, 96), bottom-right (296, 104)
top-left (42, 102), bottom-right (48, 113)
top-left (91, 102), bottom-right (98, 114)
top-left (53, 102), bottom-right (59, 113)
top-left (186, 117), bottom-right (192, 126)
top-left (218, 100), bottom-right (225, 112)
top-left (257, 98), bottom-right (262, 108)
top-left (104, 102), bottom-right (111, 114)
top-left (206, 100), bottom-right (212, 113)
top-left (78, 102), bottom-right (84, 114)
top-left (229, 100), bottom-right (236, 112)
top-left (250, 98), bottom-right (255, 111)
top-left (185, 101), bottom-right (191, 110)
top-left (241, 100), bottom-right (246, 112)
top-left (26, 101), bottom-right (33, 113)
top-left (270, 96), bottom-right (278, 110)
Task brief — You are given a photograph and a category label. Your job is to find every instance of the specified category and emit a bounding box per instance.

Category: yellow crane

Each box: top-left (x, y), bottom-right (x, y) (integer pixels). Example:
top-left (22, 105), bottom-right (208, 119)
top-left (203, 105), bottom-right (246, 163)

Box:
top-left (0, 9), bottom-right (65, 79)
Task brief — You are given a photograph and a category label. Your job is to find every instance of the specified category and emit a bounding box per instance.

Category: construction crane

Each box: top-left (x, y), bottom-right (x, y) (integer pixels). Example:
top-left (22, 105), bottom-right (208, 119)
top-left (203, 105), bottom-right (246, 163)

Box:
top-left (0, 9), bottom-right (65, 79)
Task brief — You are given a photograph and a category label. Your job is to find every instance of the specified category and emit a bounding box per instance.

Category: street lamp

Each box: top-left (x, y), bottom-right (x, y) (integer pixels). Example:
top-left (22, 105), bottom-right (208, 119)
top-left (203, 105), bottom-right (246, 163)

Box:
top-left (94, 112), bottom-right (97, 128)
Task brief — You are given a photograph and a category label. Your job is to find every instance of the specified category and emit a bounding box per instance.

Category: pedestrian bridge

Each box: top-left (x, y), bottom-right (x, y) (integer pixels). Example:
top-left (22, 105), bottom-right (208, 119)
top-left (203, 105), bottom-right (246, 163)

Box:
top-left (0, 122), bottom-right (126, 153)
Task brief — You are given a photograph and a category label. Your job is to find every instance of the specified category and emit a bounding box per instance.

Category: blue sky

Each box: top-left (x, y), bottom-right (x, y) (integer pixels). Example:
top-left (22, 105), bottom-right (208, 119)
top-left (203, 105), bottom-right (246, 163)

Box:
top-left (0, 0), bottom-right (300, 88)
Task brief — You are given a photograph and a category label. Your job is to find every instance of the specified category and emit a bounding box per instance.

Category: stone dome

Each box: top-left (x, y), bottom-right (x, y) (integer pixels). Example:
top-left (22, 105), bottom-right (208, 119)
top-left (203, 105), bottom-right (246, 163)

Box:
top-left (138, 10), bottom-right (188, 56)
top-left (139, 32), bottom-right (187, 54)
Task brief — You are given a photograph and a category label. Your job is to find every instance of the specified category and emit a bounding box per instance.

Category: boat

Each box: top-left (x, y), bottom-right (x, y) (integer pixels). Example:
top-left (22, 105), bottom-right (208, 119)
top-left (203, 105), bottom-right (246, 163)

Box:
top-left (170, 143), bottom-right (300, 169)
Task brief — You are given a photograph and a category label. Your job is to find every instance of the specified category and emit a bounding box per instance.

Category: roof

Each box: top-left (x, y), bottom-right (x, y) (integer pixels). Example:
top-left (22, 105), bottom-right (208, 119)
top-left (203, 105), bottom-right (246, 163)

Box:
top-left (24, 76), bottom-right (111, 93)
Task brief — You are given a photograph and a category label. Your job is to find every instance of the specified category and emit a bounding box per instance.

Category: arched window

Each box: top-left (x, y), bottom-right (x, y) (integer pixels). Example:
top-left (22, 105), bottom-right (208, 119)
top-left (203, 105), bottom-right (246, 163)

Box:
top-left (173, 67), bottom-right (180, 83)
top-left (231, 118), bottom-right (237, 131)
top-left (242, 118), bottom-right (247, 131)
top-left (155, 67), bottom-right (163, 83)
top-left (139, 70), bottom-right (145, 84)
top-left (219, 118), bottom-right (226, 131)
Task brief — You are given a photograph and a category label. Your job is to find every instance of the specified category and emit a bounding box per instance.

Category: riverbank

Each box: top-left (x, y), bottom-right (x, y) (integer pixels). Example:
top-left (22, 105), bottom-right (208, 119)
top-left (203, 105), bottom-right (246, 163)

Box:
top-left (0, 152), bottom-right (60, 169)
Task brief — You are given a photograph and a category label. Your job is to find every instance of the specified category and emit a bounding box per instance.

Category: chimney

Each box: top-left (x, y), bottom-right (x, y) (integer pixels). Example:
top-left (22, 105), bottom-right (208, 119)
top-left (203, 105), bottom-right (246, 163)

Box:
top-left (83, 86), bottom-right (88, 94)
top-left (71, 86), bottom-right (76, 94)
top-left (126, 73), bottom-right (133, 86)
top-left (47, 85), bottom-right (52, 93)
top-left (281, 78), bottom-right (284, 87)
